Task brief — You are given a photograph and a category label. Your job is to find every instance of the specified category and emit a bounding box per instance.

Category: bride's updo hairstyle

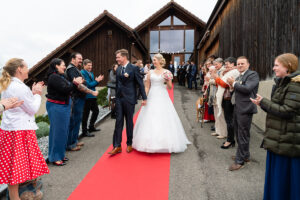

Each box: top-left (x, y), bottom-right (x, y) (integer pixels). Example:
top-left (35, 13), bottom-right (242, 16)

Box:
top-left (154, 53), bottom-right (166, 67)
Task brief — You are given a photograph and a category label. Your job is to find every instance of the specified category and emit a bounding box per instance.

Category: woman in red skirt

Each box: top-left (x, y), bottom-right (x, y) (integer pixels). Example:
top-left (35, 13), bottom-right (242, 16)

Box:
top-left (0, 58), bottom-right (50, 200)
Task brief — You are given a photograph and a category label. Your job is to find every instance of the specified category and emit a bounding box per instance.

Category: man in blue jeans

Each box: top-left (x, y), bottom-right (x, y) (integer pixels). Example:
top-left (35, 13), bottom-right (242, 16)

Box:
top-left (66, 52), bottom-right (98, 151)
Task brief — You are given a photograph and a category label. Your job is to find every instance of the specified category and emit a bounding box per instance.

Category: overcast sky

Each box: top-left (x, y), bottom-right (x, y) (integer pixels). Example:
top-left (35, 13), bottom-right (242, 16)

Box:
top-left (0, 0), bottom-right (217, 68)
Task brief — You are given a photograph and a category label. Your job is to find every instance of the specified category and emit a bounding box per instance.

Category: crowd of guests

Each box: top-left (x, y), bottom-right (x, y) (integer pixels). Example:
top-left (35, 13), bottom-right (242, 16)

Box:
top-left (200, 55), bottom-right (260, 171)
top-left (198, 53), bottom-right (300, 199)
top-left (176, 61), bottom-right (198, 90)
top-left (46, 53), bottom-right (103, 168)
top-left (0, 53), bottom-right (105, 199)
top-left (0, 52), bottom-right (299, 199)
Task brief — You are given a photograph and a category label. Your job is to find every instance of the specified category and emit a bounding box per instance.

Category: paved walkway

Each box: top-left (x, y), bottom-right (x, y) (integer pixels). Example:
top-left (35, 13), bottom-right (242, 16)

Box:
top-left (1, 84), bottom-right (266, 200)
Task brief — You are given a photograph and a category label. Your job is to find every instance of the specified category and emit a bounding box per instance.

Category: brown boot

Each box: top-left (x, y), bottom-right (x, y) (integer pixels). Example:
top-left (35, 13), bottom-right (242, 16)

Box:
top-left (229, 163), bottom-right (244, 171)
top-left (231, 156), bottom-right (250, 163)
top-left (126, 145), bottom-right (133, 153)
top-left (108, 147), bottom-right (122, 155)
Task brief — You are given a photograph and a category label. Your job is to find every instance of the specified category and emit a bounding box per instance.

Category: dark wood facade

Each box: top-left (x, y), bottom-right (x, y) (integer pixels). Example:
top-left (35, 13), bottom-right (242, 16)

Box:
top-left (27, 1), bottom-right (206, 85)
top-left (197, 0), bottom-right (300, 80)
top-left (27, 11), bottom-right (146, 86)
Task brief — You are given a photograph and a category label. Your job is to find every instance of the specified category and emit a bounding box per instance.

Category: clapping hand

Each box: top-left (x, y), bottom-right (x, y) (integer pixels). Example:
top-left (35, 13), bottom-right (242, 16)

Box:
top-left (92, 90), bottom-right (99, 97)
top-left (73, 77), bottom-right (84, 85)
top-left (0, 97), bottom-right (24, 110)
top-left (204, 75), bottom-right (210, 82)
top-left (250, 94), bottom-right (263, 106)
top-left (227, 77), bottom-right (235, 87)
top-left (95, 75), bottom-right (104, 82)
top-left (210, 71), bottom-right (218, 79)
top-left (32, 81), bottom-right (44, 95)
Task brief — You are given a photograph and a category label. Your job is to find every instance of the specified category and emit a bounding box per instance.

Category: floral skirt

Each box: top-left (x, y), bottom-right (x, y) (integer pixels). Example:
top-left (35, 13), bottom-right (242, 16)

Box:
top-left (0, 129), bottom-right (50, 185)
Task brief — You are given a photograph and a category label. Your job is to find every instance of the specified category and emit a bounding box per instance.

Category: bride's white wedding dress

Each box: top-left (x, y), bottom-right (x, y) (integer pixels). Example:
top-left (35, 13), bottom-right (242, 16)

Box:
top-left (132, 70), bottom-right (191, 153)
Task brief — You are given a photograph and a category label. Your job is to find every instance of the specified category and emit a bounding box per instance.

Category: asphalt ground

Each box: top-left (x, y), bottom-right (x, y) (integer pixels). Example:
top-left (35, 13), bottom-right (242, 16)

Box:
top-left (1, 84), bottom-right (266, 200)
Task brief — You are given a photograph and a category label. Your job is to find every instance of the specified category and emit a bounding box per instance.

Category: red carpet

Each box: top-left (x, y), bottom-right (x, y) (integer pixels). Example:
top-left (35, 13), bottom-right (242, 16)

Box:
top-left (68, 85), bottom-right (174, 200)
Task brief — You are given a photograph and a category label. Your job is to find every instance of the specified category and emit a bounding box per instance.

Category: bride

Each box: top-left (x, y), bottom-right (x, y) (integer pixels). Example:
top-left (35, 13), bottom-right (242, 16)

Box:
top-left (132, 54), bottom-right (190, 153)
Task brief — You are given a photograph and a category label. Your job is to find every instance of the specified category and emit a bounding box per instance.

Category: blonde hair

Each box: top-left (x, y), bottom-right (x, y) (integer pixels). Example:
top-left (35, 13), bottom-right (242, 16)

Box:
top-left (276, 53), bottom-right (298, 73)
top-left (0, 58), bottom-right (24, 92)
top-left (153, 53), bottom-right (166, 67)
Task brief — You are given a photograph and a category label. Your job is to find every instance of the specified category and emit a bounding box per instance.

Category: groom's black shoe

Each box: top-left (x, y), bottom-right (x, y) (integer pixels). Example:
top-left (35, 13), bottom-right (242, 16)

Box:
top-left (108, 147), bottom-right (122, 155)
top-left (126, 145), bottom-right (133, 153)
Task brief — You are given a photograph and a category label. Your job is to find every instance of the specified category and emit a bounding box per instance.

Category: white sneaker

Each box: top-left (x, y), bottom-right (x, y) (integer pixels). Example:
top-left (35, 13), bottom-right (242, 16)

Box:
top-left (211, 132), bottom-right (219, 136)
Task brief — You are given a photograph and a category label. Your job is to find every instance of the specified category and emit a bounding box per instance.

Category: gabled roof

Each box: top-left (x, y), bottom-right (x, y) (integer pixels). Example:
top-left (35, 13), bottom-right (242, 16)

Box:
top-left (135, 0), bottom-right (206, 32)
top-left (28, 10), bottom-right (135, 80)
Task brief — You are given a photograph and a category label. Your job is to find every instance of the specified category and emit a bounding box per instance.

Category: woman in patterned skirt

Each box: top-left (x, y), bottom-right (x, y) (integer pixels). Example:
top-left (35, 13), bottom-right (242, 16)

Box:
top-left (0, 58), bottom-right (50, 200)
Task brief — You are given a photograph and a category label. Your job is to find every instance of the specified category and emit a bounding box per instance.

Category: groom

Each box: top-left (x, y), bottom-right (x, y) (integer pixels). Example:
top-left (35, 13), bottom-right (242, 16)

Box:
top-left (108, 49), bottom-right (147, 155)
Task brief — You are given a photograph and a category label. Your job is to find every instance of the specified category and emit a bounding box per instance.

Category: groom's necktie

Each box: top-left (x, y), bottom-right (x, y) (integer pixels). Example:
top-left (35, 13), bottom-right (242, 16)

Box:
top-left (121, 66), bottom-right (125, 75)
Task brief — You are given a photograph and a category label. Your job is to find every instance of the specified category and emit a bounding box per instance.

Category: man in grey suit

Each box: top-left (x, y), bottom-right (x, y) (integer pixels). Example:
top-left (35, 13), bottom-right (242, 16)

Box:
top-left (227, 56), bottom-right (259, 171)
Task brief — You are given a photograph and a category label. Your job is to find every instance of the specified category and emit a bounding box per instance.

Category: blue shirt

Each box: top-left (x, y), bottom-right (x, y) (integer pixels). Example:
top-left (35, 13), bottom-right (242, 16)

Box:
top-left (81, 69), bottom-right (98, 99)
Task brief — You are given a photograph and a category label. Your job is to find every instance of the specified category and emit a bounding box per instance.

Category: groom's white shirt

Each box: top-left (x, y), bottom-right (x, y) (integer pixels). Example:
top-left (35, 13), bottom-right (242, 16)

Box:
top-left (123, 61), bottom-right (129, 69)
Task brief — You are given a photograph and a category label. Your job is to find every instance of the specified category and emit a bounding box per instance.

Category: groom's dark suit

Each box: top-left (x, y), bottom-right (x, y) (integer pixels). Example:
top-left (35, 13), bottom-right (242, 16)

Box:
top-left (113, 62), bottom-right (147, 148)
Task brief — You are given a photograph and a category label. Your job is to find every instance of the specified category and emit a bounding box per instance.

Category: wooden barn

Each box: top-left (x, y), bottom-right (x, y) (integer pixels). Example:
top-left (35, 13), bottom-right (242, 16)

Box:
top-left (196, 0), bottom-right (300, 80)
top-left (27, 10), bottom-right (147, 86)
top-left (27, 0), bottom-right (206, 85)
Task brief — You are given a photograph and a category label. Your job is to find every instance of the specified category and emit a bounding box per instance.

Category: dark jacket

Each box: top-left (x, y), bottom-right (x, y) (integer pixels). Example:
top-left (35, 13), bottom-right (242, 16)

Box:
top-left (234, 69), bottom-right (259, 115)
top-left (186, 64), bottom-right (192, 77)
top-left (260, 71), bottom-right (300, 157)
top-left (168, 64), bottom-right (175, 74)
top-left (81, 69), bottom-right (98, 99)
top-left (191, 64), bottom-right (197, 77)
top-left (66, 63), bottom-right (86, 99)
top-left (107, 69), bottom-right (117, 97)
top-left (46, 73), bottom-right (73, 104)
top-left (115, 63), bottom-right (147, 105)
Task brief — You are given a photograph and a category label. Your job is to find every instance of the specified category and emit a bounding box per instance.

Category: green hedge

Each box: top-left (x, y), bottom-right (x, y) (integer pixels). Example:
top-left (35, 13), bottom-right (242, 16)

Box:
top-left (35, 115), bottom-right (50, 124)
top-left (35, 115), bottom-right (50, 139)
top-left (97, 87), bottom-right (109, 107)
top-left (36, 122), bottom-right (50, 139)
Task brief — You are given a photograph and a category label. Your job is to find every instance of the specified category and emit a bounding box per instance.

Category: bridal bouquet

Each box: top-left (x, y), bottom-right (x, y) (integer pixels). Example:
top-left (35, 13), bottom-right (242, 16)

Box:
top-left (162, 70), bottom-right (173, 81)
